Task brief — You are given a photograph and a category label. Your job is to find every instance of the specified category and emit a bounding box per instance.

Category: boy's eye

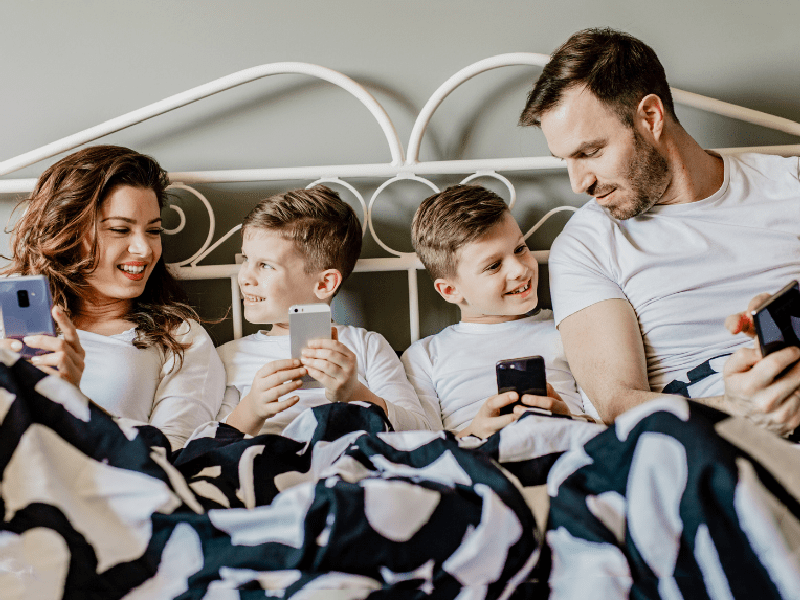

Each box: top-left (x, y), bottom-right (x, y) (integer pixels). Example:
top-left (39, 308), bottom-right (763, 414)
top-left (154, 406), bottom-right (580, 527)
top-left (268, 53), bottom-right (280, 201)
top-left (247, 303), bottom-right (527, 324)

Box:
top-left (515, 244), bottom-right (528, 254)
top-left (486, 261), bottom-right (501, 272)
top-left (260, 263), bottom-right (273, 270)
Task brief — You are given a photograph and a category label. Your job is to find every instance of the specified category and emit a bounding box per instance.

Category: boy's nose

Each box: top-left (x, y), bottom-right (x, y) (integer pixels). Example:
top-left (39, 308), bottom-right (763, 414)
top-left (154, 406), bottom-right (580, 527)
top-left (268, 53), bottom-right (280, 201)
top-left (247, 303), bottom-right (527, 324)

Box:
top-left (238, 265), bottom-right (256, 286)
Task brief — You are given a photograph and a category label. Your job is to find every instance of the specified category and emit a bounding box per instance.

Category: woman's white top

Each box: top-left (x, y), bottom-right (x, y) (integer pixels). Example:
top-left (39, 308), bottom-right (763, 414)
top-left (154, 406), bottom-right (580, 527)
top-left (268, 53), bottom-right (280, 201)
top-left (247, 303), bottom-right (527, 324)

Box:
top-left (77, 319), bottom-right (226, 450)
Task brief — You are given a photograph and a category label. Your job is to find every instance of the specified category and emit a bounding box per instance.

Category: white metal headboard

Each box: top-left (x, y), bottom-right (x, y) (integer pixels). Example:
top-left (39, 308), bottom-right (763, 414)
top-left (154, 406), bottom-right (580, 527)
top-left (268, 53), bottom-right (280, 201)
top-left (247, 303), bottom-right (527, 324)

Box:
top-left (2, 53), bottom-right (799, 342)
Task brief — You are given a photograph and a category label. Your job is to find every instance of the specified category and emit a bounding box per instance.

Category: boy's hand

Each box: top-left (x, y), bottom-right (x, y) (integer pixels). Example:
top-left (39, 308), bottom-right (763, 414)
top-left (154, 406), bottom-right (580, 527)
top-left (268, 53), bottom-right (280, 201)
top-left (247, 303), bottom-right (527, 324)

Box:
top-left (514, 383), bottom-right (571, 416)
top-left (0, 306), bottom-right (86, 387)
top-left (457, 391), bottom-right (519, 439)
top-left (228, 358), bottom-right (305, 436)
top-left (301, 327), bottom-right (360, 404)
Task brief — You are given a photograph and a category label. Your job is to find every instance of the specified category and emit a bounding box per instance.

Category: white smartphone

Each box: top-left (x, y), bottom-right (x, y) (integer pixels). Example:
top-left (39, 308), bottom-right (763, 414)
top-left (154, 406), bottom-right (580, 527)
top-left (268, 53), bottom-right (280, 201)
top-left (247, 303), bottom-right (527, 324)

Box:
top-left (0, 275), bottom-right (56, 358)
top-left (289, 304), bottom-right (332, 389)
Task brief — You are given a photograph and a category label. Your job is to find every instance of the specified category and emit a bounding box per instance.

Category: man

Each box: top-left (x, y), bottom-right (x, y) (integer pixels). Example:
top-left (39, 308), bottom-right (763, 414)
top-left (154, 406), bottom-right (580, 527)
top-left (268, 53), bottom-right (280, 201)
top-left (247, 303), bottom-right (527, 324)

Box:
top-left (519, 28), bottom-right (800, 434)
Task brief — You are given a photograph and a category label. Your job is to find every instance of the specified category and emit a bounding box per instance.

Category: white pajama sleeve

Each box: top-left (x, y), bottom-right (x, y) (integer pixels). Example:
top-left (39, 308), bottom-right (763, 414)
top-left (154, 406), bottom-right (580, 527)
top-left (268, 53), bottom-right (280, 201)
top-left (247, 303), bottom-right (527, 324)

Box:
top-left (216, 386), bottom-right (240, 422)
top-left (362, 332), bottom-right (431, 431)
top-left (400, 343), bottom-right (446, 431)
top-left (148, 320), bottom-right (226, 450)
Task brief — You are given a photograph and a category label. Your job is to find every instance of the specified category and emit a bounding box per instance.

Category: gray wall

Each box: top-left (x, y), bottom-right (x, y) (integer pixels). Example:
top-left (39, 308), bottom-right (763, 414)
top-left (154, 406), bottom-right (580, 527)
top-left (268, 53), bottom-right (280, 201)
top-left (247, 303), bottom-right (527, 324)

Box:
top-left (2, 0), bottom-right (799, 349)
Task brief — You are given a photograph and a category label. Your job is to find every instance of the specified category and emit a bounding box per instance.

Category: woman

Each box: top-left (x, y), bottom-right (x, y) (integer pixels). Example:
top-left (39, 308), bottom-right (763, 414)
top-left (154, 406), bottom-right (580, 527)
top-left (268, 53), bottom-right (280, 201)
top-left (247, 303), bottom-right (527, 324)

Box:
top-left (2, 145), bottom-right (225, 450)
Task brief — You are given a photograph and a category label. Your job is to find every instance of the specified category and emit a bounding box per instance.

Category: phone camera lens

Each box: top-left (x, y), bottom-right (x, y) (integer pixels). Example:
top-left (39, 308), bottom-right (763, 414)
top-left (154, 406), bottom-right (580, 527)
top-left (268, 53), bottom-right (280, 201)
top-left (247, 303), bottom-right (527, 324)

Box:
top-left (17, 290), bottom-right (30, 308)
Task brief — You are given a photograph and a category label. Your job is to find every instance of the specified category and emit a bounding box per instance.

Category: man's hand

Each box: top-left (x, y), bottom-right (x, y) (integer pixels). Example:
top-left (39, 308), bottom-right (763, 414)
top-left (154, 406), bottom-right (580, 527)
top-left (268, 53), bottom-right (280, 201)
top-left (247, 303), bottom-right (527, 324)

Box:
top-left (457, 392), bottom-right (520, 439)
top-left (721, 293), bottom-right (800, 436)
top-left (227, 358), bottom-right (305, 436)
top-left (301, 327), bottom-right (361, 404)
top-left (514, 383), bottom-right (572, 417)
top-left (724, 292), bottom-right (770, 338)
top-left (0, 306), bottom-right (86, 386)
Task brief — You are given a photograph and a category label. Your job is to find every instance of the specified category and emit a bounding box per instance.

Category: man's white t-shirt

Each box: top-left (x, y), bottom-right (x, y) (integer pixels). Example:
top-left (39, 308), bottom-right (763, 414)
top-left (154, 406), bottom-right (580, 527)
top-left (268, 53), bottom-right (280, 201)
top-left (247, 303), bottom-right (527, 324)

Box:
top-left (216, 325), bottom-right (430, 434)
top-left (550, 152), bottom-right (800, 402)
top-left (400, 311), bottom-right (582, 433)
top-left (78, 319), bottom-right (226, 450)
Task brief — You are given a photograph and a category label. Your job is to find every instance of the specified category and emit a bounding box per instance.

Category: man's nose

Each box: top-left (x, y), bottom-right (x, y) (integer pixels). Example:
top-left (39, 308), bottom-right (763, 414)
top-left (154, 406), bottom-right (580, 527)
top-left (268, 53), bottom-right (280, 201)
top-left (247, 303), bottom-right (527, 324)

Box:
top-left (567, 160), bottom-right (595, 196)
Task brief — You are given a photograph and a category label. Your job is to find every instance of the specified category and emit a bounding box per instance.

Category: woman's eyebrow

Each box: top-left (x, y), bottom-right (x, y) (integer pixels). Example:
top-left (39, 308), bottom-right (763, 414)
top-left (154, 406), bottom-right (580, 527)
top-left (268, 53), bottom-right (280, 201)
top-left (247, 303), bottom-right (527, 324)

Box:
top-left (100, 216), bottom-right (163, 224)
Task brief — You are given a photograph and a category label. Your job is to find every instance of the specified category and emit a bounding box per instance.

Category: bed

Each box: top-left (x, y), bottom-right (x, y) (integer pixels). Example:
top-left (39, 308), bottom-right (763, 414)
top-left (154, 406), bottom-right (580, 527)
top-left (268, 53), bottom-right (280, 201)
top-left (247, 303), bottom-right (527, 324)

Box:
top-left (1, 54), bottom-right (800, 599)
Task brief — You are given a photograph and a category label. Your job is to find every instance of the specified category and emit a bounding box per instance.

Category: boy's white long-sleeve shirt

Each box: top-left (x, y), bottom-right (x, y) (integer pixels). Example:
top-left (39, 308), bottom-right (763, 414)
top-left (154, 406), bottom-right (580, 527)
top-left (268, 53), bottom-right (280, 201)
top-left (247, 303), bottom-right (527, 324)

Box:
top-left (401, 310), bottom-right (582, 433)
top-left (217, 325), bottom-right (430, 434)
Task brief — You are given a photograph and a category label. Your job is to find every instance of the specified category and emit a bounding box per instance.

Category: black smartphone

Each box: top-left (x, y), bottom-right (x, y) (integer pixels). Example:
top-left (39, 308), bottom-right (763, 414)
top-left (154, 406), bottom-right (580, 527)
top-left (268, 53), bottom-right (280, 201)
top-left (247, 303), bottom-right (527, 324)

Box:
top-left (496, 355), bottom-right (547, 416)
top-left (752, 281), bottom-right (800, 357)
top-left (0, 275), bottom-right (56, 358)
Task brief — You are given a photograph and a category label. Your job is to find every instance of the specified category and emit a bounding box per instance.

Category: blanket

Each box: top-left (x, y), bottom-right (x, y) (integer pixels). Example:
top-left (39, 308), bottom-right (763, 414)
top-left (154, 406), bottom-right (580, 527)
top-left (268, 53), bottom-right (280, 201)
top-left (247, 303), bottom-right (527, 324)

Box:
top-left (1, 350), bottom-right (799, 599)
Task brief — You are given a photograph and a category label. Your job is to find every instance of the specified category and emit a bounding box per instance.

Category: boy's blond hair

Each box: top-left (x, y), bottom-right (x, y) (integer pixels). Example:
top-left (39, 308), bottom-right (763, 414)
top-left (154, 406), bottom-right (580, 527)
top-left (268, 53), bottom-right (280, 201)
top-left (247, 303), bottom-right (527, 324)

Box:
top-left (412, 184), bottom-right (509, 280)
top-left (242, 185), bottom-right (362, 282)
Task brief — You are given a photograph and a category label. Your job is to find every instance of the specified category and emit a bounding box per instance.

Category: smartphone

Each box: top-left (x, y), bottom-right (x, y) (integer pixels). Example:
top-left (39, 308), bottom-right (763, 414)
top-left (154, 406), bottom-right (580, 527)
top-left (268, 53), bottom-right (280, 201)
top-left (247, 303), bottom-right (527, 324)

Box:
top-left (496, 355), bottom-right (547, 416)
top-left (289, 304), bottom-right (332, 389)
top-left (0, 275), bottom-right (56, 358)
top-left (752, 280), bottom-right (800, 357)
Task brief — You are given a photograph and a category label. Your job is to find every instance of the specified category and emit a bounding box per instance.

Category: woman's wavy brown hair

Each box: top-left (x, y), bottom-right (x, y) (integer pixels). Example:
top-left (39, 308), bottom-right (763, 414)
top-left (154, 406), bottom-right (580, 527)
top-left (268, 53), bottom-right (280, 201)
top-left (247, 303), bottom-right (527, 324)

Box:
top-left (3, 145), bottom-right (198, 365)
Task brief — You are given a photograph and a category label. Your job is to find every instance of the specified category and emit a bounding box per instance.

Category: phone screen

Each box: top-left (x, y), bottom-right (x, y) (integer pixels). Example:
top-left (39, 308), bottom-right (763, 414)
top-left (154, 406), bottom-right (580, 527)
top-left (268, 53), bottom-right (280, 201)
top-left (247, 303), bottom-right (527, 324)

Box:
top-left (753, 281), bottom-right (800, 356)
top-left (496, 355), bottom-right (547, 416)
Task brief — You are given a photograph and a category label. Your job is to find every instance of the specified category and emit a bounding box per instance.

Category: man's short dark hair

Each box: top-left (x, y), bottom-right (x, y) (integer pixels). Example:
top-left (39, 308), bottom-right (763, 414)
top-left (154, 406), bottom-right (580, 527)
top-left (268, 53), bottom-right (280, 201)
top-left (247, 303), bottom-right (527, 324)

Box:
top-left (519, 28), bottom-right (678, 128)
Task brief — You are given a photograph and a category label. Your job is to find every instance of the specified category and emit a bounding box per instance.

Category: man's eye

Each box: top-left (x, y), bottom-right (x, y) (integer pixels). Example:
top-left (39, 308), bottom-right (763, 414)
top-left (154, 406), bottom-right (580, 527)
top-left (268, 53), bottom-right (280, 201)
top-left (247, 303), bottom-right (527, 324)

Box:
top-left (584, 148), bottom-right (600, 157)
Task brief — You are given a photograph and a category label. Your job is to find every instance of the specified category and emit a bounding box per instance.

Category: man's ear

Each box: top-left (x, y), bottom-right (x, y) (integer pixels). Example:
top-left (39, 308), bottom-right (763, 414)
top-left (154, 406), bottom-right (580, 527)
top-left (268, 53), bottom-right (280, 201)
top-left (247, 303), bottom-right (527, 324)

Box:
top-left (434, 278), bottom-right (464, 306)
top-left (314, 269), bottom-right (342, 300)
top-left (636, 93), bottom-right (666, 141)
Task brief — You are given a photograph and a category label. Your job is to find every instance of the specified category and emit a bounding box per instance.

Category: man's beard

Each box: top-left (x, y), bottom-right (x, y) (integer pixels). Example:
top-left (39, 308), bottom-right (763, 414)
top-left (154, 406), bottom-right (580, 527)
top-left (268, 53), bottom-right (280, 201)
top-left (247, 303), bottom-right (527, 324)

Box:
top-left (598, 130), bottom-right (670, 220)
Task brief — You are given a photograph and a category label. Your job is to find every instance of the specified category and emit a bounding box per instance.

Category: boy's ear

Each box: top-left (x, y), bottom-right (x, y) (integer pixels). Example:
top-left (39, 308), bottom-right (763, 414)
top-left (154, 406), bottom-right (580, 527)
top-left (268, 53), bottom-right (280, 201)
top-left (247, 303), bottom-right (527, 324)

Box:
top-left (434, 278), bottom-right (464, 306)
top-left (314, 269), bottom-right (343, 300)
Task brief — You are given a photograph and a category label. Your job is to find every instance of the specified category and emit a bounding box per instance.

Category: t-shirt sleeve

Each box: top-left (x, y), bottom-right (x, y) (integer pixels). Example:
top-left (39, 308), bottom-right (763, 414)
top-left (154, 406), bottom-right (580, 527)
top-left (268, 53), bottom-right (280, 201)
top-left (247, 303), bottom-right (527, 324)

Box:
top-left (548, 221), bottom-right (627, 327)
top-left (148, 320), bottom-right (226, 450)
top-left (361, 331), bottom-right (431, 431)
top-left (400, 341), bottom-right (445, 431)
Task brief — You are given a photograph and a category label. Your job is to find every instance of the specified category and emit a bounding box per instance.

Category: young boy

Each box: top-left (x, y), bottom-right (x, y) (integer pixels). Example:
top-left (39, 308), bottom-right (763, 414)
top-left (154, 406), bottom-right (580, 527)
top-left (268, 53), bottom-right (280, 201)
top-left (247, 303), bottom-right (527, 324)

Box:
top-left (401, 184), bottom-right (584, 439)
top-left (217, 186), bottom-right (430, 436)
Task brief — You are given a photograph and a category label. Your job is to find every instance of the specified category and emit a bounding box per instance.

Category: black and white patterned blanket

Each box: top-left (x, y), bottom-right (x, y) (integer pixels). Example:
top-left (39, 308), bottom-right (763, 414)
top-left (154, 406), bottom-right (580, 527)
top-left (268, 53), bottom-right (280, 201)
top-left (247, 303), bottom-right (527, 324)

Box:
top-left (2, 350), bottom-right (799, 599)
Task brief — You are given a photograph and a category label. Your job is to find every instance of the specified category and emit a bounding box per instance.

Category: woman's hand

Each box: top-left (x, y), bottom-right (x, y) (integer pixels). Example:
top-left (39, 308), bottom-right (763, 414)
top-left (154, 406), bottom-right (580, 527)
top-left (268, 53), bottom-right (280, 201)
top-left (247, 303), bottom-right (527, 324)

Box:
top-left (0, 306), bottom-right (86, 386)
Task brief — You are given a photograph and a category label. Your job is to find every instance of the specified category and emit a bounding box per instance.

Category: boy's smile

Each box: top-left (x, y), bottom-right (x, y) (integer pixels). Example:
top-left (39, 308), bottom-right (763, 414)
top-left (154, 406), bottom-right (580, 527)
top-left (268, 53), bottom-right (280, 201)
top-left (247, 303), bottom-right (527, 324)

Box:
top-left (238, 229), bottom-right (326, 332)
top-left (444, 212), bottom-right (539, 324)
